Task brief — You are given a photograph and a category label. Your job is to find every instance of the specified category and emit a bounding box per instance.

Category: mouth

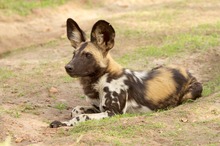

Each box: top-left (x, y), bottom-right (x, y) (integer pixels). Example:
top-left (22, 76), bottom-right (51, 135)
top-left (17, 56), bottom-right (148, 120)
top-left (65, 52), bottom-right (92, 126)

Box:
top-left (66, 71), bottom-right (90, 78)
top-left (66, 72), bottom-right (79, 78)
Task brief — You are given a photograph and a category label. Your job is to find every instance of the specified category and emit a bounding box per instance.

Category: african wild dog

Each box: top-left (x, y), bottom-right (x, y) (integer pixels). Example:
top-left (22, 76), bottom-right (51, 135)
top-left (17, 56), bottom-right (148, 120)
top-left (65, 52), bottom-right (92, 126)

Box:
top-left (50, 18), bottom-right (203, 128)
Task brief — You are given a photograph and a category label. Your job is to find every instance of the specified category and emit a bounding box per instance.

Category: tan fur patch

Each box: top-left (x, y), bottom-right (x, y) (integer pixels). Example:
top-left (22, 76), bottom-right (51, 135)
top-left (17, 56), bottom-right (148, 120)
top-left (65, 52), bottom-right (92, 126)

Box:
top-left (181, 92), bottom-right (193, 102)
top-left (106, 54), bottom-right (123, 75)
top-left (178, 67), bottom-right (189, 79)
top-left (146, 69), bottom-right (177, 104)
top-left (82, 43), bottom-right (123, 75)
top-left (83, 43), bottom-right (107, 68)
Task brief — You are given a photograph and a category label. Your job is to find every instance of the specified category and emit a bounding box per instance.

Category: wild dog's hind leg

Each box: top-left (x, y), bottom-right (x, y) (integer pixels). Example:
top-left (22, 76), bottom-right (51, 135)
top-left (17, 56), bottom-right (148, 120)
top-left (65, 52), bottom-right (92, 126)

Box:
top-left (71, 106), bottom-right (100, 117)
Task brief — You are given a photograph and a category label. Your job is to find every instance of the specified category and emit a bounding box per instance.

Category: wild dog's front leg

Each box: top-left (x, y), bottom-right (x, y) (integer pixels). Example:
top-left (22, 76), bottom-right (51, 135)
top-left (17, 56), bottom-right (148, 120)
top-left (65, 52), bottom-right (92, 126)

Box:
top-left (50, 89), bottom-right (128, 128)
top-left (54, 112), bottom-right (111, 127)
top-left (50, 111), bottom-right (113, 128)
top-left (50, 106), bottom-right (100, 128)
top-left (71, 106), bottom-right (100, 117)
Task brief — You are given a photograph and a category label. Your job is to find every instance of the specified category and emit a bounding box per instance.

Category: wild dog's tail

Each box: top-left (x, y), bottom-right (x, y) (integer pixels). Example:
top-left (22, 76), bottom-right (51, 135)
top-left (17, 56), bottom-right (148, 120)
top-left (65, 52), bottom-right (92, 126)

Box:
top-left (181, 75), bottom-right (203, 103)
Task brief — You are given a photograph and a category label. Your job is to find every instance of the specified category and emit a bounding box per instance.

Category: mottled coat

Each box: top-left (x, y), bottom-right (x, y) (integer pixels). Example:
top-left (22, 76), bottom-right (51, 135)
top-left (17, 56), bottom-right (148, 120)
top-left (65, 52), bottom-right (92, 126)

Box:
top-left (50, 18), bottom-right (202, 128)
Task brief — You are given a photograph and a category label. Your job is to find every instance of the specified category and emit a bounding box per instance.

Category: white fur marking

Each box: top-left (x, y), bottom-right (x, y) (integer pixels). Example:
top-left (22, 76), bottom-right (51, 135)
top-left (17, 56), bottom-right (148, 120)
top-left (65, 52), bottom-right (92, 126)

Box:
top-left (133, 71), bottom-right (148, 83)
top-left (125, 69), bottom-right (132, 74)
top-left (64, 112), bottom-right (109, 126)
top-left (126, 100), bottom-right (152, 113)
top-left (94, 73), bottom-right (129, 112)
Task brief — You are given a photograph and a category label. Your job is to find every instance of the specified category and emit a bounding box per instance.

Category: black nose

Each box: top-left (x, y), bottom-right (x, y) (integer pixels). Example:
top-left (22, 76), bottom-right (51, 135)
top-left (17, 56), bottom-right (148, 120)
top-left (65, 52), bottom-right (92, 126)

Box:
top-left (65, 64), bottom-right (73, 72)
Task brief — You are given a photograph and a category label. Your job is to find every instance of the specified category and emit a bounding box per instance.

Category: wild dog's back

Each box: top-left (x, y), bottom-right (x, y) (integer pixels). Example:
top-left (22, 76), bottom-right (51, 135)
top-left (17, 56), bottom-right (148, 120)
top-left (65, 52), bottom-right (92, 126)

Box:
top-left (125, 66), bottom-right (203, 111)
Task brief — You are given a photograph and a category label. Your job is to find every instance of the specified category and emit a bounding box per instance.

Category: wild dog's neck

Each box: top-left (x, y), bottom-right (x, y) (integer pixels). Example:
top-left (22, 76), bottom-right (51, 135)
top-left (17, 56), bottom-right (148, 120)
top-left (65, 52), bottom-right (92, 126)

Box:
top-left (105, 54), bottom-right (123, 76)
top-left (80, 54), bottom-right (122, 85)
top-left (79, 54), bottom-right (122, 99)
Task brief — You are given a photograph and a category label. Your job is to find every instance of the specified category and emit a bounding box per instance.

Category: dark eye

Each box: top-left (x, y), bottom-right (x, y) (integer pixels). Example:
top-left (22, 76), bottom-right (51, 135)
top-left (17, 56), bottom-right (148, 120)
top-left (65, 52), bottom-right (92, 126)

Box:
top-left (85, 52), bottom-right (92, 59)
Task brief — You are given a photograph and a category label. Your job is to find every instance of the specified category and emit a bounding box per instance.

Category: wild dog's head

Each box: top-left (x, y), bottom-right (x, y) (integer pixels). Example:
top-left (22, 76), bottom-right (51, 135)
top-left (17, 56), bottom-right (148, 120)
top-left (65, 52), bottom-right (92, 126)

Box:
top-left (65, 18), bottom-right (115, 77)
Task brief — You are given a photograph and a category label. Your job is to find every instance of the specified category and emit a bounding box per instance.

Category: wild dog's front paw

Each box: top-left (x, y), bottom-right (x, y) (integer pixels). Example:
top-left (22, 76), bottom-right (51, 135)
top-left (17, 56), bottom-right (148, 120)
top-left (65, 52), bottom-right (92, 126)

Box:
top-left (50, 120), bottom-right (67, 128)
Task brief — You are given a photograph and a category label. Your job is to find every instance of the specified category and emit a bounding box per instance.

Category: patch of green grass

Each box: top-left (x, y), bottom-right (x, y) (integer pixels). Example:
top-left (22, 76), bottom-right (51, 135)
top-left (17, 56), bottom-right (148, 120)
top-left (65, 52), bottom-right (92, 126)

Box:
top-left (197, 21), bottom-right (220, 32)
top-left (54, 102), bottom-right (67, 111)
top-left (202, 75), bottom-right (220, 96)
top-left (57, 128), bottom-right (71, 137)
top-left (111, 139), bottom-right (123, 146)
top-left (151, 9), bottom-right (181, 23)
top-left (49, 94), bottom-right (57, 99)
top-left (20, 103), bottom-right (35, 112)
top-left (6, 110), bottom-right (21, 118)
top-left (62, 75), bottom-right (74, 83)
top-left (0, 0), bottom-right (69, 16)
top-left (0, 106), bottom-right (22, 118)
top-left (161, 130), bottom-right (179, 137)
top-left (41, 40), bottom-right (59, 48)
top-left (70, 113), bottom-right (163, 139)
top-left (114, 7), bottom-right (180, 26)
top-left (17, 92), bottom-right (25, 97)
top-left (0, 40), bottom-right (60, 59)
top-left (0, 67), bottom-right (15, 81)
top-left (118, 28), bottom-right (145, 38)
top-left (80, 95), bottom-right (86, 99)
top-left (117, 21), bottom-right (220, 65)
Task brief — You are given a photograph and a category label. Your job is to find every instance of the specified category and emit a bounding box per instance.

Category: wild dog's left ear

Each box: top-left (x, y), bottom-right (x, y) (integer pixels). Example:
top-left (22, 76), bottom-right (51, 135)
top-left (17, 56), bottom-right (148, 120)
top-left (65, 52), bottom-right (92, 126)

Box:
top-left (91, 20), bottom-right (115, 56)
top-left (66, 18), bottom-right (86, 49)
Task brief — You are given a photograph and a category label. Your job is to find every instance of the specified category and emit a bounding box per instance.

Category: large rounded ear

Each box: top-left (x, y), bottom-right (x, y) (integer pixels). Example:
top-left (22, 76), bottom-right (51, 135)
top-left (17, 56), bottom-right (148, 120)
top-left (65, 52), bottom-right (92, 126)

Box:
top-left (91, 20), bottom-right (115, 56)
top-left (66, 18), bottom-right (86, 49)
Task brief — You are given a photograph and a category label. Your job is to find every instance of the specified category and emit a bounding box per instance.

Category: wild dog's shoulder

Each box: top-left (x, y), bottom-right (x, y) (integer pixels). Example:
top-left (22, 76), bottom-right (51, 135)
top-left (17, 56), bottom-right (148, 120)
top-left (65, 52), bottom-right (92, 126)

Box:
top-left (94, 72), bottom-right (129, 93)
top-left (124, 69), bottom-right (148, 84)
top-left (95, 69), bottom-right (148, 88)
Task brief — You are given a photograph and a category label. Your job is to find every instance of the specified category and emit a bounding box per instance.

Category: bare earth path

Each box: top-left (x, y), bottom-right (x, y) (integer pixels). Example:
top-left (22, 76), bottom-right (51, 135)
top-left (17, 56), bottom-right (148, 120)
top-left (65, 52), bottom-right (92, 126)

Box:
top-left (0, 0), bottom-right (220, 145)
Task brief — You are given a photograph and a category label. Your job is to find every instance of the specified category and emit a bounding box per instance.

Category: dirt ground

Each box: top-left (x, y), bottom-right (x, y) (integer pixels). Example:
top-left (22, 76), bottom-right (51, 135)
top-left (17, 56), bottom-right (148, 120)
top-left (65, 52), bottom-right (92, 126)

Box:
top-left (0, 0), bottom-right (220, 146)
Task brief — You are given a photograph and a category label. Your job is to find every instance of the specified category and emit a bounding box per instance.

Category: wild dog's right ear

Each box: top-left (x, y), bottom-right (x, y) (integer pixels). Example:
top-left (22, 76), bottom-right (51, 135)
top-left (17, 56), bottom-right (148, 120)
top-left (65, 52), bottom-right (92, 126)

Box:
top-left (66, 18), bottom-right (86, 49)
top-left (90, 20), bottom-right (115, 56)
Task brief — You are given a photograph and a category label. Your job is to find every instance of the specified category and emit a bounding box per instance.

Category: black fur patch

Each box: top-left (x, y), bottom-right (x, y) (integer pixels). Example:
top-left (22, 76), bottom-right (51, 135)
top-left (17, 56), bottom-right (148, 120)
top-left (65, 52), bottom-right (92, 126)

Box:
top-left (145, 69), bottom-right (160, 81)
top-left (113, 91), bottom-right (118, 97)
top-left (92, 104), bottom-right (100, 111)
top-left (107, 111), bottom-right (115, 117)
top-left (124, 70), bottom-right (156, 110)
top-left (76, 116), bottom-right (80, 121)
top-left (85, 109), bottom-right (98, 113)
top-left (50, 121), bottom-right (67, 128)
top-left (190, 80), bottom-right (203, 99)
top-left (82, 115), bottom-right (91, 121)
top-left (85, 115), bottom-right (90, 121)
top-left (78, 42), bottom-right (88, 53)
top-left (171, 69), bottom-right (187, 93)
top-left (103, 87), bottom-right (109, 92)
top-left (80, 107), bottom-right (85, 111)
